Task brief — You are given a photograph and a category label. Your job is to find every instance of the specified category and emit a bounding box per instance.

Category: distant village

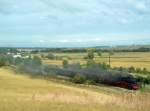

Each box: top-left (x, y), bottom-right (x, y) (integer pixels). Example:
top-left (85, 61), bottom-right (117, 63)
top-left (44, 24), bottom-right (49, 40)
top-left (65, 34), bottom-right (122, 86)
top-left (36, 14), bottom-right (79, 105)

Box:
top-left (6, 48), bottom-right (34, 59)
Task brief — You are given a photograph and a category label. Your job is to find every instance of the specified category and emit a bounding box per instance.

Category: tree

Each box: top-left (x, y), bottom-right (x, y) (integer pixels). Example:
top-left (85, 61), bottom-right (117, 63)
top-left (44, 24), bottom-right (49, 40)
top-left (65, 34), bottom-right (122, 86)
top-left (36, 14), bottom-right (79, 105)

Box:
top-left (0, 55), bottom-right (7, 67)
top-left (14, 57), bottom-right (23, 65)
top-left (109, 50), bottom-right (114, 56)
top-left (32, 56), bottom-right (42, 66)
top-left (143, 68), bottom-right (148, 74)
top-left (83, 56), bottom-right (88, 60)
top-left (136, 68), bottom-right (142, 73)
top-left (87, 48), bottom-right (95, 60)
top-left (97, 51), bottom-right (102, 57)
top-left (108, 50), bottom-right (114, 66)
top-left (41, 54), bottom-right (45, 58)
top-left (128, 66), bottom-right (135, 73)
top-left (62, 59), bottom-right (68, 68)
top-left (86, 59), bottom-right (97, 68)
top-left (47, 53), bottom-right (55, 60)
top-left (72, 74), bottom-right (86, 84)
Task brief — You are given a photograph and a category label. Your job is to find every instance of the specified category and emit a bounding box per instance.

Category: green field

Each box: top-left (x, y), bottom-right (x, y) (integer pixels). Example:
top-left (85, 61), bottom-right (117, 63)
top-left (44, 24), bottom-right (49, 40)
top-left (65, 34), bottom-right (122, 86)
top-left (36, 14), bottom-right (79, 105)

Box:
top-left (42, 52), bottom-right (150, 71)
top-left (0, 67), bottom-right (150, 111)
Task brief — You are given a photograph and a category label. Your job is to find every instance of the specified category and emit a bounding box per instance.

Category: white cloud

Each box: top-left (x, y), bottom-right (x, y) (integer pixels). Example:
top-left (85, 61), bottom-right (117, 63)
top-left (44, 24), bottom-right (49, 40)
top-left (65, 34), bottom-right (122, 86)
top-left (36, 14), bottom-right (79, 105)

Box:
top-left (127, 0), bottom-right (147, 12)
top-left (39, 40), bottom-right (48, 43)
top-left (58, 39), bottom-right (70, 43)
top-left (135, 2), bottom-right (147, 11)
top-left (127, 0), bottom-right (137, 4)
top-left (120, 18), bottom-right (129, 24)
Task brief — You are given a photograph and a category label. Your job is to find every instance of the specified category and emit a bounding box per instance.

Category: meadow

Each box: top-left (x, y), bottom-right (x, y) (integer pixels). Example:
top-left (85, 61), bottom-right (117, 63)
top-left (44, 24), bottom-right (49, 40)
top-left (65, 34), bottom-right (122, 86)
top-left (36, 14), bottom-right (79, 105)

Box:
top-left (42, 52), bottom-right (150, 71)
top-left (0, 67), bottom-right (150, 111)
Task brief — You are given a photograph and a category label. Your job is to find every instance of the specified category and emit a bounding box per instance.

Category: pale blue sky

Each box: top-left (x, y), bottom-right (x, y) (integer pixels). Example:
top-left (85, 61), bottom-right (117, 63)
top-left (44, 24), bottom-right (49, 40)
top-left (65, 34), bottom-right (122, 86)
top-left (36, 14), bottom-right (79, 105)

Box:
top-left (0, 0), bottom-right (150, 47)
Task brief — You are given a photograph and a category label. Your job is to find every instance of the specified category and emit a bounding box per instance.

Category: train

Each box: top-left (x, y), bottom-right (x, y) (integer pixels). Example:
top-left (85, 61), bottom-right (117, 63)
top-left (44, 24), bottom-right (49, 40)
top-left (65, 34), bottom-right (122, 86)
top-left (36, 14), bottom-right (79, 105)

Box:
top-left (104, 76), bottom-right (140, 90)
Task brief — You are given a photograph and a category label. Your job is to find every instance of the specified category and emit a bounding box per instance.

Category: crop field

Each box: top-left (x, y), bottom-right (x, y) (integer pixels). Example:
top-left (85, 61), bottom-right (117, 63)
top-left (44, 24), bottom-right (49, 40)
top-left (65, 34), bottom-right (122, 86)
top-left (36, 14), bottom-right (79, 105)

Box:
top-left (42, 52), bottom-right (150, 70)
top-left (0, 67), bottom-right (150, 111)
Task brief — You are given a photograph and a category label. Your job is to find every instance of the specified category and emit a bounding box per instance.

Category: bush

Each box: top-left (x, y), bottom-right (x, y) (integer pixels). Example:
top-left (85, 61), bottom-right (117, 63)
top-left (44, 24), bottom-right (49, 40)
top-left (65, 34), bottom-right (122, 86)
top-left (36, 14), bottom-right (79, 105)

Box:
top-left (0, 56), bottom-right (6, 67)
top-left (127, 67), bottom-right (150, 75)
top-left (128, 66), bottom-right (136, 73)
top-left (72, 74), bottom-right (86, 84)
top-left (83, 56), bottom-right (88, 60)
top-left (41, 54), bottom-right (45, 58)
top-left (97, 51), bottom-right (102, 57)
top-left (62, 59), bottom-right (68, 68)
top-left (136, 76), bottom-right (150, 86)
top-left (14, 57), bottom-right (23, 65)
top-left (47, 53), bottom-right (55, 60)
top-left (99, 62), bottom-right (110, 70)
top-left (86, 60), bottom-right (97, 68)
top-left (55, 56), bottom-right (62, 60)
top-left (143, 68), bottom-right (148, 74)
top-left (32, 56), bottom-right (42, 66)
top-left (136, 68), bottom-right (142, 73)
top-left (0, 55), bottom-right (9, 67)
top-left (109, 50), bottom-right (114, 56)
top-left (84, 80), bottom-right (94, 85)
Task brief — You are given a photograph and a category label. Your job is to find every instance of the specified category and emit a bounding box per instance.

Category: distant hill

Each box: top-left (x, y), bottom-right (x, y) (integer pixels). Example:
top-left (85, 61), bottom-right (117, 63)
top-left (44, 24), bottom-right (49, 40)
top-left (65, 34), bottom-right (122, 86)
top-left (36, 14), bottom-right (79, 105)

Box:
top-left (93, 46), bottom-right (111, 49)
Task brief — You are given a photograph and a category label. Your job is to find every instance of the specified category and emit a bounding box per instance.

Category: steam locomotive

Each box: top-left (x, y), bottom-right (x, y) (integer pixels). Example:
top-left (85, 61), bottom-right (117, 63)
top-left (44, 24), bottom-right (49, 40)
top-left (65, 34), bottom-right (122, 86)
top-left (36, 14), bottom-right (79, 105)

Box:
top-left (106, 76), bottom-right (140, 90)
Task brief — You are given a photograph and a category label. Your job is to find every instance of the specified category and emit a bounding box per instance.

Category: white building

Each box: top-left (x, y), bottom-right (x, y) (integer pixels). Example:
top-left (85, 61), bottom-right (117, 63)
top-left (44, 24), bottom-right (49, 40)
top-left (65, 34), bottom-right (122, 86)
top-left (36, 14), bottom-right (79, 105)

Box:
top-left (13, 54), bottom-right (22, 58)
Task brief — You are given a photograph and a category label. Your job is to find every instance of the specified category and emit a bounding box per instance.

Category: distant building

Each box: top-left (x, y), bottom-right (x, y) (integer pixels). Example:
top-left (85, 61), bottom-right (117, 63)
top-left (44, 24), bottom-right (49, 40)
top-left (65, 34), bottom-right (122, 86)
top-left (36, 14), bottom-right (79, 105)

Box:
top-left (23, 56), bottom-right (29, 59)
top-left (13, 54), bottom-right (22, 58)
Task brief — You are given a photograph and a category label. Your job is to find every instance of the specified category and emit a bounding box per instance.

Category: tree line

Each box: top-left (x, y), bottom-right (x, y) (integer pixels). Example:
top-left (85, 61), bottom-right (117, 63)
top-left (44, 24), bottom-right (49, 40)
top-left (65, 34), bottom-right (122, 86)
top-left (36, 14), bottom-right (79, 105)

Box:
top-left (0, 51), bottom-right (150, 88)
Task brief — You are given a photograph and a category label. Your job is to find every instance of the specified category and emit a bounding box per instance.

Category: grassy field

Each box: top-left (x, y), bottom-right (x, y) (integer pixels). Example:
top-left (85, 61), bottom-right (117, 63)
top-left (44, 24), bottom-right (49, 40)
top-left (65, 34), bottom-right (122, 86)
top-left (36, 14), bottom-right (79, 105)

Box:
top-left (0, 67), bottom-right (150, 111)
top-left (42, 52), bottom-right (150, 70)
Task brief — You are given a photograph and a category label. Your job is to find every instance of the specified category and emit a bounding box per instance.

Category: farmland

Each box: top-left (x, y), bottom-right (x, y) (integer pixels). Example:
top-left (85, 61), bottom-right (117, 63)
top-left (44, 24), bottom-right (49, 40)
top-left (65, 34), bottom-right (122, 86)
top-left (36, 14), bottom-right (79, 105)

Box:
top-left (42, 52), bottom-right (150, 71)
top-left (0, 67), bottom-right (150, 111)
top-left (0, 48), bottom-right (150, 111)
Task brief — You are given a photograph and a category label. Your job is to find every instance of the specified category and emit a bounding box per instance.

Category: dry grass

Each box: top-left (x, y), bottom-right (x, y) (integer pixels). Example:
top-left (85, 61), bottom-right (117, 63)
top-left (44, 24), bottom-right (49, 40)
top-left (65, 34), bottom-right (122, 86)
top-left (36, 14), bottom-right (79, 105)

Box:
top-left (43, 59), bottom-right (63, 65)
top-left (42, 52), bottom-right (150, 70)
top-left (0, 68), bottom-right (150, 111)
